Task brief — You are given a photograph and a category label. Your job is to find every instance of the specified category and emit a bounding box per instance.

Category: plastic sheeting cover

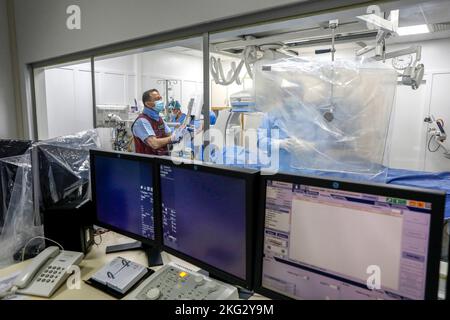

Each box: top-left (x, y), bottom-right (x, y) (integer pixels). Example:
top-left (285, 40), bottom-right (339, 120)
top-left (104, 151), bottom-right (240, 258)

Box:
top-left (1, 157), bottom-right (22, 230)
top-left (0, 140), bottom-right (33, 231)
top-left (0, 153), bottom-right (43, 268)
top-left (35, 130), bottom-right (101, 209)
top-left (0, 140), bottom-right (32, 159)
top-left (0, 130), bottom-right (100, 268)
top-left (254, 57), bottom-right (397, 175)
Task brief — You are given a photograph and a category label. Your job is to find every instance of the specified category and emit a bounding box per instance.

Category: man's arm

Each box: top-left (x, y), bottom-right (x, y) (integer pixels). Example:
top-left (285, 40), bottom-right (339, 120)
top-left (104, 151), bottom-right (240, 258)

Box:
top-left (133, 118), bottom-right (172, 149)
top-left (144, 121), bottom-right (186, 149)
top-left (145, 136), bottom-right (172, 149)
top-left (164, 122), bottom-right (172, 137)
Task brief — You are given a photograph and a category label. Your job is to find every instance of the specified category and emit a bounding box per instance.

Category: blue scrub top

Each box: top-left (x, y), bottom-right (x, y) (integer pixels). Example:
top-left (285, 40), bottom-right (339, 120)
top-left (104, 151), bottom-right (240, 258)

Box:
top-left (171, 113), bottom-right (187, 124)
top-left (257, 112), bottom-right (292, 171)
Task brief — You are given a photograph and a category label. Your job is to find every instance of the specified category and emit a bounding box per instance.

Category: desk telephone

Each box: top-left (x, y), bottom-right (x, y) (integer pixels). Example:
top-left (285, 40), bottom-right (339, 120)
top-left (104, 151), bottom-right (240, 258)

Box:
top-left (13, 246), bottom-right (84, 298)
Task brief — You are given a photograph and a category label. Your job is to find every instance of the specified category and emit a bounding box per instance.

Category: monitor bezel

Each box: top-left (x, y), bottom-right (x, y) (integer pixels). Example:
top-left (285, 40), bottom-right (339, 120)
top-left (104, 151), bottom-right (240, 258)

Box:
top-left (156, 156), bottom-right (258, 290)
top-left (89, 149), bottom-right (162, 248)
top-left (254, 172), bottom-right (446, 300)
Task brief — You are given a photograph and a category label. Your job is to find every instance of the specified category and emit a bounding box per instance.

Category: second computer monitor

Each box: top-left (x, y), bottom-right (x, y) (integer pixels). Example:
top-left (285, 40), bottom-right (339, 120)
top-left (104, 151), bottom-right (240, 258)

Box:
top-left (90, 150), bottom-right (157, 243)
top-left (256, 174), bottom-right (446, 300)
top-left (158, 160), bottom-right (257, 289)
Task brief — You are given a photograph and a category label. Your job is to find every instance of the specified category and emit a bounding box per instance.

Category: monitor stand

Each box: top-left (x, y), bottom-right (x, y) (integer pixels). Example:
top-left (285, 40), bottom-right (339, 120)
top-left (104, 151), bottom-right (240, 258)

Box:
top-left (105, 241), bottom-right (163, 267)
top-left (236, 287), bottom-right (254, 300)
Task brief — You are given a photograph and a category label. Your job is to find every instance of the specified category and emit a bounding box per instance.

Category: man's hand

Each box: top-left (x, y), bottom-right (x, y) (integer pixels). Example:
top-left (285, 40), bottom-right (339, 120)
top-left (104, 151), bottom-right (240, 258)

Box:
top-left (146, 136), bottom-right (172, 149)
top-left (170, 125), bottom-right (188, 144)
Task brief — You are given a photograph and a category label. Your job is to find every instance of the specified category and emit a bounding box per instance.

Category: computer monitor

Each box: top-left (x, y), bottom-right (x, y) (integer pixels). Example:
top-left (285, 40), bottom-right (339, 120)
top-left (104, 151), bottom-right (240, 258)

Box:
top-left (158, 158), bottom-right (258, 290)
top-left (0, 139), bottom-right (32, 233)
top-left (255, 173), bottom-right (446, 300)
top-left (0, 140), bottom-right (32, 231)
top-left (36, 144), bottom-right (91, 210)
top-left (0, 140), bottom-right (32, 159)
top-left (0, 155), bottom-right (29, 233)
top-left (90, 150), bottom-right (159, 245)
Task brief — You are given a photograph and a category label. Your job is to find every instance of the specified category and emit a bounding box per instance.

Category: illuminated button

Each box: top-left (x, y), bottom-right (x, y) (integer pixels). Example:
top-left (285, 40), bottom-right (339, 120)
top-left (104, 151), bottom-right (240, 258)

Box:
top-left (179, 272), bottom-right (188, 278)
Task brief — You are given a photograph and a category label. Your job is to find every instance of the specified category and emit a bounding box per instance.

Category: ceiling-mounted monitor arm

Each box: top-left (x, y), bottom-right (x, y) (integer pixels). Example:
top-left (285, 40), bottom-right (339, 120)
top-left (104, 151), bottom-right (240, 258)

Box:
top-left (382, 45), bottom-right (424, 90)
top-left (357, 10), bottom-right (399, 33)
top-left (356, 9), bottom-right (424, 90)
top-left (383, 45), bottom-right (424, 90)
top-left (370, 45), bottom-right (422, 64)
top-left (356, 10), bottom-right (399, 60)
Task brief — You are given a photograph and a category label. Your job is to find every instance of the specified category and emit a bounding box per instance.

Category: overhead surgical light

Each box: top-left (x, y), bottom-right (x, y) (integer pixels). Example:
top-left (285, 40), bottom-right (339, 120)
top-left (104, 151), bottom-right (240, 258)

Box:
top-left (397, 24), bottom-right (430, 36)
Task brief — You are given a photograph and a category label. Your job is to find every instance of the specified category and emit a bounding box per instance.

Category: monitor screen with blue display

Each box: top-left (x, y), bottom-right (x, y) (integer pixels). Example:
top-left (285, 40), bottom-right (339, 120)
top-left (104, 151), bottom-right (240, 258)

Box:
top-left (93, 155), bottom-right (155, 241)
top-left (160, 164), bottom-right (248, 281)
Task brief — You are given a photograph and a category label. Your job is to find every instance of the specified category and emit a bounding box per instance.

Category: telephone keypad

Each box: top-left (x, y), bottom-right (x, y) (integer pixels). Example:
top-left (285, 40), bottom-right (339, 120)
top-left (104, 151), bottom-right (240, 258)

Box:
top-left (38, 264), bottom-right (66, 285)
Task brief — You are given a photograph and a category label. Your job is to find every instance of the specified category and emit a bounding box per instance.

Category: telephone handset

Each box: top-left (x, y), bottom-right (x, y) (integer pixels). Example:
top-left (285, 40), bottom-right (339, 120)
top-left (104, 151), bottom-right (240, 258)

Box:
top-left (14, 246), bottom-right (60, 289)
top-left (13, 246), bottom-right (84, 298)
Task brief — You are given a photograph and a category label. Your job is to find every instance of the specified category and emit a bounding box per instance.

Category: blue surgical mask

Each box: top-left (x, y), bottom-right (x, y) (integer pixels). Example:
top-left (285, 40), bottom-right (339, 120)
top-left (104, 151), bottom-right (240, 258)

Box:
top-left (154, 100), bottom-right (165, 113)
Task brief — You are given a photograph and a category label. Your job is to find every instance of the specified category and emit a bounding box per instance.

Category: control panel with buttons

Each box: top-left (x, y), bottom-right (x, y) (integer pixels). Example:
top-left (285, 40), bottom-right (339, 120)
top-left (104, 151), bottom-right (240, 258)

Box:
top-left (126, 263), bottom-right (238, 300)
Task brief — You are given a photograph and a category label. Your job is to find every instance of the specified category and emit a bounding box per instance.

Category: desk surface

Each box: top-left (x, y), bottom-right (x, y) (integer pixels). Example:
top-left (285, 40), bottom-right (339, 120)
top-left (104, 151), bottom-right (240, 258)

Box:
top-left (1, 232), bottom-right (447, 300)
top-left (0, 232), bottom-right (268, 300)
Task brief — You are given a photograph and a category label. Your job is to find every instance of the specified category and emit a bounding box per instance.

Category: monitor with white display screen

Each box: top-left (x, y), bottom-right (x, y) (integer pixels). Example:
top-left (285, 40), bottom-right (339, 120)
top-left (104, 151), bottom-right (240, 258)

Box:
top-left (255, 174), bottom-right (446, 300)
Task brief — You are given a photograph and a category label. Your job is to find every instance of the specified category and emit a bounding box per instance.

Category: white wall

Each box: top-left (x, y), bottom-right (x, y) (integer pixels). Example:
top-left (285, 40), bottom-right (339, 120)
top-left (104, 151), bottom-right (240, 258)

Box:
top-left (141, 51), bottom-right (203, 83)
top-left (35, 61), bottom-right (94, 140)
top-left (378, 39), bottom-right (450, 172)
top-left (95, 55), bottom-right (137, 107)
top-left (0, 0), bottom-right (17, 139)
top-left (141, 51), bottom-right (203, 113)
top-left (95, 50), bottom-right (204, 113)
top-left (36, 49), bottom-right (205, 139)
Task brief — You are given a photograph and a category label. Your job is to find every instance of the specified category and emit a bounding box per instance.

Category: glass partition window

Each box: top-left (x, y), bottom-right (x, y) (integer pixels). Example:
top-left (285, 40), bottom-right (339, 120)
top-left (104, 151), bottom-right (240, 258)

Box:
top-left (94, 37), bottom-right (203, 153)
top-left (208, 0), bottom-right (450, 174)
top-left (31, 0), bottom-right (450, 173)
